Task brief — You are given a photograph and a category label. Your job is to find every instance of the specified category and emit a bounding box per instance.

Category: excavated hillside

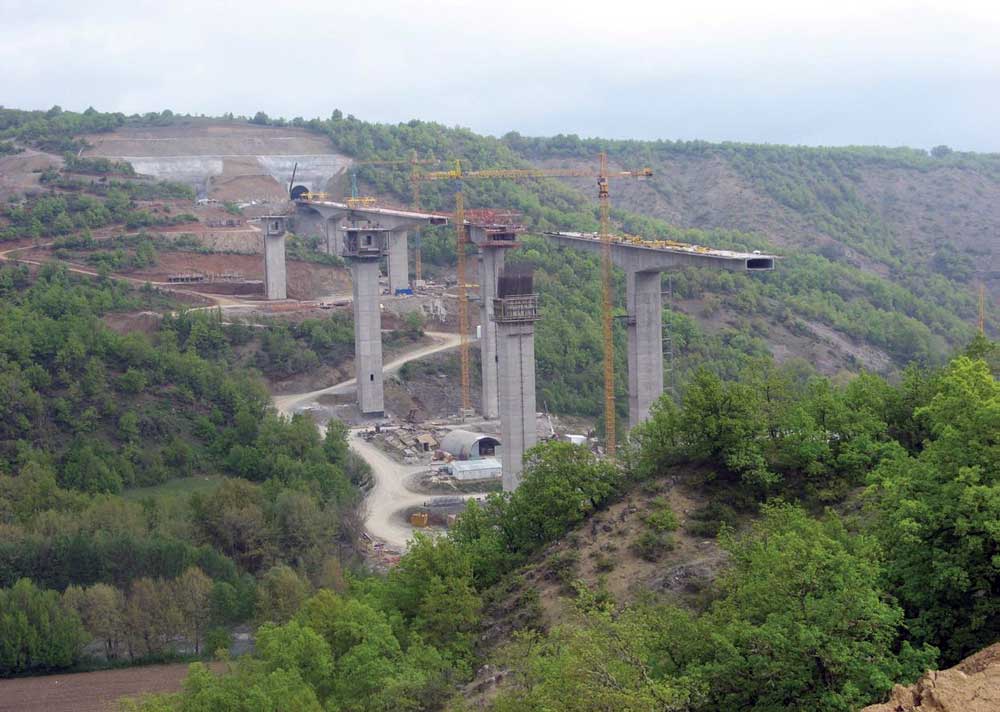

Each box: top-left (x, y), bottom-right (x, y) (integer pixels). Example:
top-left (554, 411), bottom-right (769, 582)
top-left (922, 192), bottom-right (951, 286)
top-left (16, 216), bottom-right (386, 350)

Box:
top-left (82, 119), bottom-right (352, 200)
top-left (862, 643), bottom-right (1000, 712)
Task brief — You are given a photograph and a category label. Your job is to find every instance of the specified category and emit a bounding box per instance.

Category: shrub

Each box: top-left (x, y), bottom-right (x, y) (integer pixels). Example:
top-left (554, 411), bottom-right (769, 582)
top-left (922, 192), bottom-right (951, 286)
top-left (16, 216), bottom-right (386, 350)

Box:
top-left (632, 530), bottom-right (675, 562)
top-left (644, 498), bottom-right (679, 532)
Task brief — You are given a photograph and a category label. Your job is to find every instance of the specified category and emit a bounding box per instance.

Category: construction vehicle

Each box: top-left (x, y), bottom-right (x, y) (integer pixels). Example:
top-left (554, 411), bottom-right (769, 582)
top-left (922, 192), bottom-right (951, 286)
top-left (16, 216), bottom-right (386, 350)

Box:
top-left (417, 154), bottom-right (651, 455)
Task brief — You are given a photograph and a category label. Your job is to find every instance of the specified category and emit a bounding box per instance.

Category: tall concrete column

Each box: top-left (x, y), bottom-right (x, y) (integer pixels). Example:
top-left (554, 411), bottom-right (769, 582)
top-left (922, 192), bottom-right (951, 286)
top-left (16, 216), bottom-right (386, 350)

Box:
top-left (325, 220), bottom-right (340, 256)
top-left (494, 289), bottom-right (540, 492)
top-left (263, 233), bottom-right (287, 300)
top-left (387, 231), bottom-right (409, 294)
top-left (351, 258), bottom-right (384, 415)
top-left (497, 321), bottom-right (537, 491)
top-left (626, 270), bottom-right (663, 429)
top-left (478, 247), bottom-right (505, 419)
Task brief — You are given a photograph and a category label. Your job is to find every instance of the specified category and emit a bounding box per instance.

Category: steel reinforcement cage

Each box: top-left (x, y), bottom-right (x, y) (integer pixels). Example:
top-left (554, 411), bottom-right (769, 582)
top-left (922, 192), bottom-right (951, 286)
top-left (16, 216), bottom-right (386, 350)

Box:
top-left (492, 294), bottom-right (539, 323)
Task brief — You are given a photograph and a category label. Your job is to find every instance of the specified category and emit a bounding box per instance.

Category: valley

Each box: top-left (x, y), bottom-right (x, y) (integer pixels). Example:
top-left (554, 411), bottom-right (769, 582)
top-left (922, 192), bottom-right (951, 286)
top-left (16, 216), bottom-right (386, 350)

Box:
top-left (0, 105), bottom-right (996, 712)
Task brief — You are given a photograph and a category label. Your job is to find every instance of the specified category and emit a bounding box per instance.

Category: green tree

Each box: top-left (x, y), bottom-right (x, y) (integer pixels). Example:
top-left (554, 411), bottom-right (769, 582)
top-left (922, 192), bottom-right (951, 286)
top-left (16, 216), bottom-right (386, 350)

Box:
top-left (502, 441), bottom-right (618, 552)
top-left (62, 582), bottom-right (125, 660)
top-left (492, 610), bottom-right (704, 712)
top-left (389, 534), bottom-right (481, 664)
top-left (699, 504), bottom-right (935, 711)
top-left (256, 564), bottom-right (310, 624)
top-left (0, 578), bottom-right (86, 674)
top-left (173, 567), bottom-right (213, 655)
top-left (869, 356), bottom-right (1000, 661)
top-left (255, 620), bottom-right (332, 693)
top-left (680, 368), bottom-right (774, 488)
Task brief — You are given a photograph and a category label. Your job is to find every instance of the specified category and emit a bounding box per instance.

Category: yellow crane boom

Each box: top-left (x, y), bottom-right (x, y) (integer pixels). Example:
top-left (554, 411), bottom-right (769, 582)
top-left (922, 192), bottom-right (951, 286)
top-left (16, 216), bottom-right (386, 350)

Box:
top-left (417, 154), bottom-right (651, 453)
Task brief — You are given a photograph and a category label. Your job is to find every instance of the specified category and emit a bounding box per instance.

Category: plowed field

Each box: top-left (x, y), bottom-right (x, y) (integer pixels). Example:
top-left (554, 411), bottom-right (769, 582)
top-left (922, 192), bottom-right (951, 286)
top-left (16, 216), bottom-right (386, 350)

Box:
top-left (0, 662), bottom-right (225, 712)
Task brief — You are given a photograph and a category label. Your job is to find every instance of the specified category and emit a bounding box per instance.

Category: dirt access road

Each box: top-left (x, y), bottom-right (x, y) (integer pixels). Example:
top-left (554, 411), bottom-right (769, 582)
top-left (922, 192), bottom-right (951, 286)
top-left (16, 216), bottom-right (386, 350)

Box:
top-left (0, 239), bottom-right (250, 308)
top-left (272, 332), bottom-right (485, 550)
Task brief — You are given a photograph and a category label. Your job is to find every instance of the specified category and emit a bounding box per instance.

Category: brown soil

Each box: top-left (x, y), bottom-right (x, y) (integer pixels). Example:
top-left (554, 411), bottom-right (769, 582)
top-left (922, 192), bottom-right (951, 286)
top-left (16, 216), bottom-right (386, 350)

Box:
top-left (524, 474), bottom-right (725, 626)
top-left (863, 643), bottom-right (1000, 712)
top-left (121, 251), bottom-right (350, 301)
top-left (0, 661), bottom-right (226, 712)
top-left (209, 157), bottom-right (287, 202)
top-left (386, 348), bottom-right (481, 422)
top-left (0, 149), bottom-right (62, 200)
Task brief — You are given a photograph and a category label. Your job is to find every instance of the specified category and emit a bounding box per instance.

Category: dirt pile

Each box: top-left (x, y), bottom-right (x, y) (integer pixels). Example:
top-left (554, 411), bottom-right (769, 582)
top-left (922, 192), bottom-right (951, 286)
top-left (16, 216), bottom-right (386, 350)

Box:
top-left (863, 644), bottom-right (1000, 712)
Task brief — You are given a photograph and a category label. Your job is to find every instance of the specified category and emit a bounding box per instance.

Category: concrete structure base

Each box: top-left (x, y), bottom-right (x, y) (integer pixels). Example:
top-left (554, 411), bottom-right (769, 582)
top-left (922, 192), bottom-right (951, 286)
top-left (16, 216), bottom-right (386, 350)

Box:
top-left (263, 232), bottom-right (287, 300)
top-left (497, 320), bottom-right (537, 491)
top-left (351, 258), bottom-right (384, 415)
top-left (387, 231), bottom-right (409, 294)
top-left (478, 247), bottom-right (505, 420)
top-left (627, 271), bottom-right (664, 429)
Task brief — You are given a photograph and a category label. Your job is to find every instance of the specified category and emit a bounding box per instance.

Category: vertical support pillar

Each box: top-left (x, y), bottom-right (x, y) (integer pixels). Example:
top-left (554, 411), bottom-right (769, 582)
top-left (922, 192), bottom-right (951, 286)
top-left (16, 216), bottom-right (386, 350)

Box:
top-left (325, 219), bottom-right (340, 256)
top-left (387, 231), bottom-right (409, 294)
top-left (497, 320), bottom-right (537, 491)
top-left (263, 227), bottom-right (287, 300)
top-left (627, 270), bottom-right (664, 429)
top-left (478, 247), bottom-right (504, 419)
top-left (351, 259), bottom-right (385, 415)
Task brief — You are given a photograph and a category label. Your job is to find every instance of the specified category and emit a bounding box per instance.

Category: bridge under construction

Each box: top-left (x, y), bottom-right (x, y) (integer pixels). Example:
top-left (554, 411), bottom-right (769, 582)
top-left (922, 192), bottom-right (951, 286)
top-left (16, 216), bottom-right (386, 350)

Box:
top-left (284, 190), bottom-right (776, 489)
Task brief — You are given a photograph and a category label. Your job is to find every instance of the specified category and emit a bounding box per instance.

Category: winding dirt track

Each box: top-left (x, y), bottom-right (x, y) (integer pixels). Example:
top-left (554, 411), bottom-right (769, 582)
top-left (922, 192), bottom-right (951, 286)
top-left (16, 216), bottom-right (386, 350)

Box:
top-left (272, 331), bottom-right (463, 550)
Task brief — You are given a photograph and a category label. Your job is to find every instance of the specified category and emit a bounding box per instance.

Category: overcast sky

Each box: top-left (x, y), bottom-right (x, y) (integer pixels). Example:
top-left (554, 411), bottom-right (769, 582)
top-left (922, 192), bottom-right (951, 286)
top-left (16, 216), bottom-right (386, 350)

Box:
top-left (3, 0), bottom-right (1000, 151)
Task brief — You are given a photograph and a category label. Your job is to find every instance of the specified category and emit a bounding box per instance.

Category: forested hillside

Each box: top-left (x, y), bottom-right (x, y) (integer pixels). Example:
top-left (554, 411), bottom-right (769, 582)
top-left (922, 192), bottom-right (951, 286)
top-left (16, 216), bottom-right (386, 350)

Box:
top-left (0, 266), bottom-right (369, 674)
top-left (281, 111), bottom-right (995, 423)
top-left (120, 338), bottom-right (999, 711)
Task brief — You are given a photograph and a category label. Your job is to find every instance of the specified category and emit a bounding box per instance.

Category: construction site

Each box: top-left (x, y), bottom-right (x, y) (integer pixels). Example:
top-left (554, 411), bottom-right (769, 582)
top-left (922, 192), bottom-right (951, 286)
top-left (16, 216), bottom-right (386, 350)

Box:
top-left (260, 156), bottom-right (775, 550)
top-left (4, 120), bottom-right (778, 552)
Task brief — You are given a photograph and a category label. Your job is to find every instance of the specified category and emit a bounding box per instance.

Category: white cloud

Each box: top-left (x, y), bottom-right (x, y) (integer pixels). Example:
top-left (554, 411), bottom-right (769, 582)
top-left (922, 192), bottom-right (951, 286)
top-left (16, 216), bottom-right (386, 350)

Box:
top-left (1, 0), bottom-right (999, 149)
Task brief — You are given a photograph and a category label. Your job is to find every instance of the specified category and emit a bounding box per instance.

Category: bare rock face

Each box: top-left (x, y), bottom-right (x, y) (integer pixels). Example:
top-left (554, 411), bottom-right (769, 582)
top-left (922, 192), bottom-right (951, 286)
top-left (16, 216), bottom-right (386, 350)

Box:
top-left (863, 644), bottom-right (1000, 712)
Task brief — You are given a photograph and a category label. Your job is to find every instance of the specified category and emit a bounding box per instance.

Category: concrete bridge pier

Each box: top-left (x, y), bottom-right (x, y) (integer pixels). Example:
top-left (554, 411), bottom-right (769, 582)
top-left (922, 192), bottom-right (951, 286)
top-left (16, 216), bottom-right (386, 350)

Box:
top-left (326, 220), bottom-right (345, 257)
top-left (387, 231), bottom-right (409, 294)
top-left (467, 221), bottom-right (521, 421)
top-left (627, 271), bottom-right (664, 429)
top-left (494, 283), bottom-right (540, 491)
top-left (543, 231), bottom-right (776, 432)
top-left (345, 230), bottom-right (390, 416)
top-left (296, 201), bottom-right (448, 416)
top-left (477, 246), bottom-right (505, 419)
top-left (262, 215), bottom-right (288, 300)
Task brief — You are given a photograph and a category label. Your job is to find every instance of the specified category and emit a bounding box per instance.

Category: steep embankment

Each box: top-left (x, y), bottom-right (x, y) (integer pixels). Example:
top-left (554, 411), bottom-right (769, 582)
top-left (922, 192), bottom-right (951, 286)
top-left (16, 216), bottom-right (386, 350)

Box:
top-left (863, 643), bottom-right (1000, 712)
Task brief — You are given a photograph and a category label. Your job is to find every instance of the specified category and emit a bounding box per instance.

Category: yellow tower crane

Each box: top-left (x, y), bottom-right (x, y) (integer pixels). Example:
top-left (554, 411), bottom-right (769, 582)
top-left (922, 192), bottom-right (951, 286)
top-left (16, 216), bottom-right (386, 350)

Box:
top-left (418, 155), bottom-right (652, 453)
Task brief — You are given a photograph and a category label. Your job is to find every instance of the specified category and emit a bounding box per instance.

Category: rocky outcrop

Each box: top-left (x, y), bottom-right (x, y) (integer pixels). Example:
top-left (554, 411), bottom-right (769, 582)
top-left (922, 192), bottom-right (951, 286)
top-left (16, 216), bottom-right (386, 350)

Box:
top-left (863, 644), bottom-right (1000, 712)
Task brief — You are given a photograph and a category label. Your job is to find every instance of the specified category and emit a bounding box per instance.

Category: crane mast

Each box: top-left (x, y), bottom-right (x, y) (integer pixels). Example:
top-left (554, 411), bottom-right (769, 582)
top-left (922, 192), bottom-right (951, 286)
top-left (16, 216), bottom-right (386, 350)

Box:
top-left (454, 190), bottom-right (473, 415)
top-left (598, 152), bottom-right (616, 456)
